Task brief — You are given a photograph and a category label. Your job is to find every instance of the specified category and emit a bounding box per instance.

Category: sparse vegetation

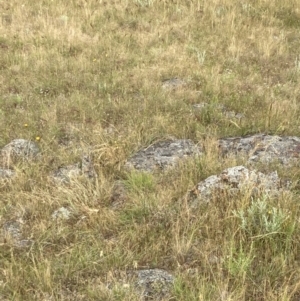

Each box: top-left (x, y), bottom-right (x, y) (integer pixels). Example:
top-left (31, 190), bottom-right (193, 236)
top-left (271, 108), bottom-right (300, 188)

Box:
top-left (1, 0), bottom-right (300, 300)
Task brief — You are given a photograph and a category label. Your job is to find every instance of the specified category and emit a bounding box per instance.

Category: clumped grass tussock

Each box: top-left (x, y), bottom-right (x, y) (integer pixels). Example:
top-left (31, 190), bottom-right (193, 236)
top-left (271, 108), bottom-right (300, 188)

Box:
top-left (1, 0), bottom-right (300, 300)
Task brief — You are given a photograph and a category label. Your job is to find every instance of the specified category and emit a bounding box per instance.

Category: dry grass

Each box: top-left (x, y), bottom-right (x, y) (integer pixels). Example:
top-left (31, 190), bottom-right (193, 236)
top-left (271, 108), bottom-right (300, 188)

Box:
top-left (1, 0), bottom-right (300, 300)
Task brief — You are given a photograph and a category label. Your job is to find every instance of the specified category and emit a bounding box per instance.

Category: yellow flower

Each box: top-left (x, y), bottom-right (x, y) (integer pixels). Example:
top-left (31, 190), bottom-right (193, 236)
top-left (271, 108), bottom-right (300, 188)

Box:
top-left (24, 123), bottom-right (28, 127)
top-left (35, 136), bottom-right (41, 141)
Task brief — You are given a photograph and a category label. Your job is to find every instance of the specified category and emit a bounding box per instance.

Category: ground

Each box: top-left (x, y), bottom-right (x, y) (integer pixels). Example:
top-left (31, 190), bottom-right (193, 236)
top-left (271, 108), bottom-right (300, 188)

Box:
top-left (0, 0), bottom-right (300, 300)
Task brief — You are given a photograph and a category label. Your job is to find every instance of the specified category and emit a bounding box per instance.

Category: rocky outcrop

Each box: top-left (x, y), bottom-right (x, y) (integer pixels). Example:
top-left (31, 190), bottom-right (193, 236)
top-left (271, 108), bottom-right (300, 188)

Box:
top-left (219, 134), bottom-right (300, 165)
top-left (0, 139), bottom-right (97, 183)
top-left (125, 139), bottom-right (202, 172)
top-left (0, 133), bottom-right (298, 290)
top-left (189, 166), bottom-right (288, 206)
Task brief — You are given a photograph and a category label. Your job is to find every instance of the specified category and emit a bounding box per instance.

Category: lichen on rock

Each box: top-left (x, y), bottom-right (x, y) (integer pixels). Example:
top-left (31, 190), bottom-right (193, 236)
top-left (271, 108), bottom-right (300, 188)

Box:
top-left (125, 139), bottom-right (202, 172)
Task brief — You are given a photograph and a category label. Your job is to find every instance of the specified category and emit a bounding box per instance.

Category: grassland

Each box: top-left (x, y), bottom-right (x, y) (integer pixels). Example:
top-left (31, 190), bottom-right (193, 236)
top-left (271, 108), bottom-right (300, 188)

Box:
top-left (1, 0), bottom-right (300, 300)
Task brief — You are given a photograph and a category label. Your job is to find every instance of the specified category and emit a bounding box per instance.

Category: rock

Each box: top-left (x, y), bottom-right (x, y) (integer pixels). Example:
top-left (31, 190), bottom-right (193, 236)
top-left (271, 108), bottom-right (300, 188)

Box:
top-left (105, 269), bottom-right (174, 300)
top-left (125, 139), bottom-right (202, 172)
top-left (1, 139), bottom-right (40, 158)
top-left (1, 139), bottom-right (40, 166)
top-left (0, 168), bottom-right (15, 179)
top-left (162, 78), bottom-right (186, 90)
top-left (52, 153), bottom-right (96, 183)
top-left (3, 220), bottom-right (22, 241)
top-left (2, 219), bottom-right (33, 248)
top-left (52, 207), bottom-right (72, 220)
top-left (218, 134), bottom-right (300, 165)
top-left (52, 162), bottom-right (81, 183)
top-left (132, 269), bottom-right (174, 300)
top-left (189, 166), bottom-right (287, 206)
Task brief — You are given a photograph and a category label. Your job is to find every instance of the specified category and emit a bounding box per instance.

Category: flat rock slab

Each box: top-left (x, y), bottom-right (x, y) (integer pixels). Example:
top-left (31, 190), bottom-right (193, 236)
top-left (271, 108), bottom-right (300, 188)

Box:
top-left (189, 166), bottom-right (287, 205)
top-left (219, 134), bottom-right (300, 165)
top-left (125, 139), bottom-right (202, 172)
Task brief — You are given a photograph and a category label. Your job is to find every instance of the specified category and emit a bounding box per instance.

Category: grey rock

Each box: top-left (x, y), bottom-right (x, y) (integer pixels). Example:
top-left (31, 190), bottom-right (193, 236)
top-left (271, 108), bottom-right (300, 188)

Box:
top-left (133, 269), bottom-right (174, 299)
top-left (3, 220), bottom-right (22, 241)
top-left (162, 78), bottom-right (186, 90)
top-left (52, 207), bottom-right (72, 220)
top-left (189, 166), bottom-right (287, 205)
top-left (1, 139), bottom-right (40, 166)
top-left (219, 134), bottom-right (300, 165)
top-left (0, 168), bottom-right (15, 179)
top-left (105, 269), bottom-right (174, 300)
top-left (52, 162), bottom-right (81, 183)
top-left (125, 139), bottom-right (202, 172)
top-left (2, 219), bottom-right (33, 248)
top-left (52, 153), bottom-right (96, 183)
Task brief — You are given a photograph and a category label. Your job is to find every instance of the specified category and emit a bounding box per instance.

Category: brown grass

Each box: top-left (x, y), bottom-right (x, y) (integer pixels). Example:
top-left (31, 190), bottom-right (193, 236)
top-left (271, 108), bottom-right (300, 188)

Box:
top-left (1, 0), bottom-right (300, 300)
